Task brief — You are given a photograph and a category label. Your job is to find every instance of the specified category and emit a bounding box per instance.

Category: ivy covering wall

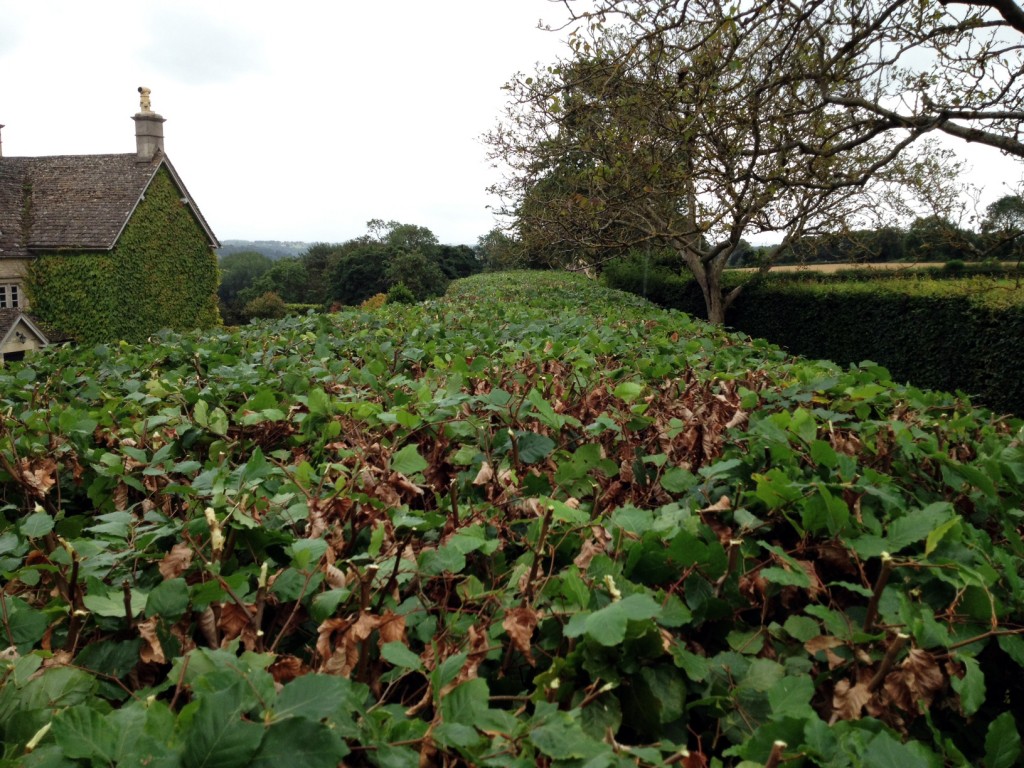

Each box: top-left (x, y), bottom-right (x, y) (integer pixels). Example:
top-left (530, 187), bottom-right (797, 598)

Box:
top-left (26, 168), bottom-right (220, 343)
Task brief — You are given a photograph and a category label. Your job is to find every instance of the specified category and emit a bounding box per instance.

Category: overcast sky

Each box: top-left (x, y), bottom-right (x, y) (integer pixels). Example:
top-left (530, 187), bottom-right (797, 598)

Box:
top-left (0, 1), bottom-right (580, 245)
top-left (1, 1), bottom-right (1020, 247)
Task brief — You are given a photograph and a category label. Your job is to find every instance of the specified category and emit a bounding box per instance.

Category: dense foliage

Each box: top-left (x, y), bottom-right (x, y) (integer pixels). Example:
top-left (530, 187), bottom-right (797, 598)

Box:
top-left (25, 169), bottom-right (220, 343)
top-left (605, 259), bottom-right (1024, 416)
top-left (1, 272), bottom-right (1022, 767)
top-left (219, 222), bottom-right (483, 322)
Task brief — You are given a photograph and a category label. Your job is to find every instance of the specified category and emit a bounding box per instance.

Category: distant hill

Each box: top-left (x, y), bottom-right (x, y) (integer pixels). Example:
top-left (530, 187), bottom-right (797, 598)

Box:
top-left (217, 240), bottom-right (312, 260)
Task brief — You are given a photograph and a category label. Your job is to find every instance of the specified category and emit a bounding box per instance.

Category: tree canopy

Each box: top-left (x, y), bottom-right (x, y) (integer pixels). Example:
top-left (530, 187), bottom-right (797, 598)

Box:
top-left (488, 1), bottom-right (958, 321)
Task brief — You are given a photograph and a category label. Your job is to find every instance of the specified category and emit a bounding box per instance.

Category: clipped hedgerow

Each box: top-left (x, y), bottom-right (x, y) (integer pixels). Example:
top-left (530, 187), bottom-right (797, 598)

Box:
top-left (728, 277), bottom-right (1024, 416)
top-left (0, 272), bottom-right (1020, 766)
top-left (606, 259), bottom-right (1024, 415)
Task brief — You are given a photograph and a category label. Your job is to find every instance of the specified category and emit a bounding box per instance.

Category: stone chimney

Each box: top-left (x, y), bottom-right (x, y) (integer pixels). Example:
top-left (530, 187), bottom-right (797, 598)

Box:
top-left (133, 87), bottom-right (165, 162)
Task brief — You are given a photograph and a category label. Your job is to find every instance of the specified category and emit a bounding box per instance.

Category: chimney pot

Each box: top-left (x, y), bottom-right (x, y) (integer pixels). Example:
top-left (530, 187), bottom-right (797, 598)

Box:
top-left (132, 88), bottom-right (165, 162)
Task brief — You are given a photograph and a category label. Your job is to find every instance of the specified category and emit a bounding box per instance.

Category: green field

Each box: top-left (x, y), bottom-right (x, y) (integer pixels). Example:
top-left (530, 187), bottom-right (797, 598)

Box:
top-left (1, 272), bottom-right (1022, 767)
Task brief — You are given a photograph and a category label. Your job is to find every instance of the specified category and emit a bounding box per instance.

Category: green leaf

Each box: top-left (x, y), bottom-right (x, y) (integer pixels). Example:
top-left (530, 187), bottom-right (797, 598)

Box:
top-left (20, 512), bottom-right (55, 539)
top-left (661, 466), bottom-right (697, 493)
top-left (181, 691), bottom-right (264, 768)
top-left (950, 654), bottom-right (986, 716)
top-left (83, 588), bottom-right (146, 618)
top-left (612, 381), bottom-right (644, 403)
top-left (440, 678), bottom-right (490, 728)
top-left (516, 431), bottom-right (556, 464)
top-left (984, 712), bottom-right (1022, 768)
top-left (886, 503), bottom-right (954, 553)
top-left (581, 694), bottom-right (624, 744)
top-left (564, 593), bottom-right (662, 646)
top-left (311, 589), bottom-right (350, 623)
top-left (782, 615), bottom-right (820, 642)
top-left (381, 641), bottom-right (423, 671)
top-left (287, 538), bottom-right (328, 570)
top-left (759, 566), bottom-right (810, 589)
top-left (419, 544), bottom-right (466, 576)
top-left (52, 706), bottom-right (118, 761)
top-left (146, 578), bottom-right (190, 621)
top-left (860, 729), bottom-right (938, 768)
top-left (250, 718), bottom-right (349, 768)
top-left (391, 444), bottom-right (428, 475)
top-left (767, 675), bottom-right (815, 719)
top-left (274, 674), bottom-right (362, 724)
top-left (208, 406), bottom-right (230, 436)
top-left (924, 516), bottom-right (961, 556)
top-left (530, 711), bottom-right (608, 760)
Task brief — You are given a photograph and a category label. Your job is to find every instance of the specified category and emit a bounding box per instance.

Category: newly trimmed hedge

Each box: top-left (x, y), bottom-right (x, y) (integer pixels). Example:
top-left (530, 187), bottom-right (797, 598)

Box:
top-left (728, 278), bottom-right (1024, 416)
top-left (604, 258), bottom-right (1024, 415)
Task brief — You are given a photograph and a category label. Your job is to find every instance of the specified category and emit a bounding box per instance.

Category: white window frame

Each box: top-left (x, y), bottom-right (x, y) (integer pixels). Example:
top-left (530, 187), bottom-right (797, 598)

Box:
top-left (0, 284), bottom-right (21, 309)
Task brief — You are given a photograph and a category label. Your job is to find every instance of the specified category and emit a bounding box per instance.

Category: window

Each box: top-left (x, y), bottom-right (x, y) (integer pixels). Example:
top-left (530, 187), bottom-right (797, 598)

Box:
top-left (0, 284), bottom-right (20, 309)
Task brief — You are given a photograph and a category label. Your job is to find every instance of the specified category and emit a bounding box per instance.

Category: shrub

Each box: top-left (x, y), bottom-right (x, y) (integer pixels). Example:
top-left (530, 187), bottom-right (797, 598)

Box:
top-left (386, 281), bottom-right (416, 304)
top-left (358, 293), bottom-right (388, 311)
top-left (242, 291), bottom-right (287, 320)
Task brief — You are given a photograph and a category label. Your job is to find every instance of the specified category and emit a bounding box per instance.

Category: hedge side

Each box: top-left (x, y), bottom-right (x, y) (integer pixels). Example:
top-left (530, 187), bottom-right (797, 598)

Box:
top-left (605, 259), bottom-right (1024, 415)
top-left (728, 279), bottom-right (1024, 416)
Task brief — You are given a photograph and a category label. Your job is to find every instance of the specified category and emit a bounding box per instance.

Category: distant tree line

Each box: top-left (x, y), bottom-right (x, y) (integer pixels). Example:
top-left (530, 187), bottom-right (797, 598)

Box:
top-left (610, 196), bottom-right (1024, 272)
top-left (217, 220), bottom-right (483, 323)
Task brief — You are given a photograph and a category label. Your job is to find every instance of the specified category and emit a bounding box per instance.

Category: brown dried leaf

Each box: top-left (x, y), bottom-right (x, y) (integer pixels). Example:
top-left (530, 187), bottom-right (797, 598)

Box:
top-left (793, 558), bottom-right (826, 600)
top-left (113, 482), bottom-right (129, 511)
top-left (805, 635), bottom-right (845, 654)
top-left (378, 612), bottom-right (407, 647)
top-left (323, 613), bottom-right (381, 677)
top-left (197, 606), bottom-right (219, 647)
top-left (158, 543), bottom-right (193, 580)
top-left (138, 616), bottom-right (166, 664)
top-left (218, 603), bottom-right (253, 645)
top-left (17, 457), bottom-right (58, 497)
top-left (472, 461), bottom-right (494, 486)
top-left (573, 528), bottom-right (610, 573)
top-left (701, 495), bottom-right (732, 513)
top-left (269, 654), bottom-right (307, 685)
top-left (884, 648), bottom-right (945, 713)
top-left (316, 617), bottom-right (349, 662)
top-left (832, 678), bottom-right (871, 721)
top-left (724, 409), bottom-right (749, 430)
top-left (324, 563), bottom-right (347, 590)
top-left (502, 606), bottom-right (539, 666)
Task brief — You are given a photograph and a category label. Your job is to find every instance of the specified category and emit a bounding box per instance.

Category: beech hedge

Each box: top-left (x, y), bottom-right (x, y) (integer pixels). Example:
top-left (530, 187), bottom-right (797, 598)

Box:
top-left (604, 260), bottom-right (1024, 416)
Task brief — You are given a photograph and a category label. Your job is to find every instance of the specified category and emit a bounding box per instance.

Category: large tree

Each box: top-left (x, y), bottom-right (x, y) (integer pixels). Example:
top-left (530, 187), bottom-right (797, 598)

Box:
top-left (488, 4), bottom-right (954, 322)
top-left (558, 0), bottom-right (1024, 159)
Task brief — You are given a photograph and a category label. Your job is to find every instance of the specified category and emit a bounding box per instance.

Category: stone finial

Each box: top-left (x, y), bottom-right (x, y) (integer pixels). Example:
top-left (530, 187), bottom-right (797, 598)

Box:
top-left (138, 86), bottom-right (152, 114)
